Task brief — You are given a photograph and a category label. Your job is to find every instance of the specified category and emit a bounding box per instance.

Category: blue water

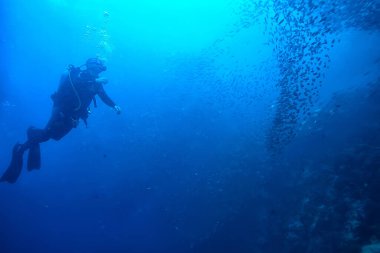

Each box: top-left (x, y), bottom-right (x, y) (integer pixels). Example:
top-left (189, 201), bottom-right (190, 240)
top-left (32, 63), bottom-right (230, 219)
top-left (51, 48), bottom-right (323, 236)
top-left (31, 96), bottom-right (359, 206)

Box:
top-left (1, 1), bottom-right (380, 253)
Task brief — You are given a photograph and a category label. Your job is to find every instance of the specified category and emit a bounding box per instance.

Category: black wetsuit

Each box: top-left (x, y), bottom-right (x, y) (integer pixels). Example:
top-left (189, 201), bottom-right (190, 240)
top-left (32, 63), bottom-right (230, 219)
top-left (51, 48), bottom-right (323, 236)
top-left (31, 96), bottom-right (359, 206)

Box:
top-left (0, 66), bottom-right (118, 183)
top-left (23, 68), bottom-right (116, 150)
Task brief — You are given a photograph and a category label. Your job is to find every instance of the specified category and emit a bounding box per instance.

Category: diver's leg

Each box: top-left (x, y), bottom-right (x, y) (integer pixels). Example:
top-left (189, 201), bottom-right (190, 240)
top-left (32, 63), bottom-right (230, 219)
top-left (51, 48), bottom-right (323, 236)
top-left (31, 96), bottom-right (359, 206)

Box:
top-left (22, 108), bottom-right (66, 170)
top-left (20, 109), bottom-right (60, 171)
top-left (1, 108), bottom-right (75, 182)
top-left (44, 108), bottom-right (74, 141)
top-left (26, 110), bottom-right (73, 170)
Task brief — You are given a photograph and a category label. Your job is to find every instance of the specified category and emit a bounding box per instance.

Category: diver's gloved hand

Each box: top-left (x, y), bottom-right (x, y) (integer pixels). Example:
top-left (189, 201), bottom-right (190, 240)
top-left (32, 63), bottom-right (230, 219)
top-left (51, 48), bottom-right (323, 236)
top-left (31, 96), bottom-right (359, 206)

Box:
top-left (113, 105), bottom-right (122, 115)
top-left (96, 77), bottom-right (108, 85)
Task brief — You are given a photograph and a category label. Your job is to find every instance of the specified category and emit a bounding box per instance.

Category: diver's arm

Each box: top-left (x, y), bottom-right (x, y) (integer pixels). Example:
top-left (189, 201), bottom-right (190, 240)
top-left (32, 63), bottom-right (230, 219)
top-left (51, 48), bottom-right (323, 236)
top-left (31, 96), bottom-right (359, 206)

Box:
top-left (98, 85), bottom-right (116, 107)
top-left (97, 84), bottom-right (122, 114)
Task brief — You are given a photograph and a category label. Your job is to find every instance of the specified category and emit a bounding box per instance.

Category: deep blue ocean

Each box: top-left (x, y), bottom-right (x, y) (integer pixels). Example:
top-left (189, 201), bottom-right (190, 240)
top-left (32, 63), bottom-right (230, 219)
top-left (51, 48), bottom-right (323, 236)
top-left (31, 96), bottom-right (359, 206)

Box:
top-left (1, 1), bottom-right (380, 253)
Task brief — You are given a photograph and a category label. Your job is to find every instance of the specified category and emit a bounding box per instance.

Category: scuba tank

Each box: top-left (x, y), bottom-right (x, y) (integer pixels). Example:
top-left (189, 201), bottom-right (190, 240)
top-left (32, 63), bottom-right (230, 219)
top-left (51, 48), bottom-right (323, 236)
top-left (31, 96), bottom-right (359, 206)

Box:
top-left (50, 64), bottom-right (98, 127)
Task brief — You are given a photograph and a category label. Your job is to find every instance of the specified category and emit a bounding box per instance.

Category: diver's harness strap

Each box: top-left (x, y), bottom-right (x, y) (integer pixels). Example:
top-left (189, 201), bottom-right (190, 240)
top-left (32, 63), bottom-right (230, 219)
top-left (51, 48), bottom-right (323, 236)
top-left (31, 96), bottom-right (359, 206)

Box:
top-left (67, 64), bottom-right (82, 112)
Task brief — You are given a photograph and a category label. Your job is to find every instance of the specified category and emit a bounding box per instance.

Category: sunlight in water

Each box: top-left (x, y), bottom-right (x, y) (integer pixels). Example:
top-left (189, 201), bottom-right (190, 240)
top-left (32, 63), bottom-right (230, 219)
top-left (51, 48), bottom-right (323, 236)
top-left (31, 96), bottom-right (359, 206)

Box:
top-left (48, 0), bottom-right (239, 53)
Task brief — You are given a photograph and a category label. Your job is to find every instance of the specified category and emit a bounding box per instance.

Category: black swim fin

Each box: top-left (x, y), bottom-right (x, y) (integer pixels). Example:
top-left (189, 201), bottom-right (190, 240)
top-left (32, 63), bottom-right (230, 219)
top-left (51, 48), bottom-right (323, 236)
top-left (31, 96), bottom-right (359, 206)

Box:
top-left (27, 143), bottom-right (41, 171)
top-left (26, 126), bottom-right (42, 171)
top-left (0, 144), bottom-right (24, 183)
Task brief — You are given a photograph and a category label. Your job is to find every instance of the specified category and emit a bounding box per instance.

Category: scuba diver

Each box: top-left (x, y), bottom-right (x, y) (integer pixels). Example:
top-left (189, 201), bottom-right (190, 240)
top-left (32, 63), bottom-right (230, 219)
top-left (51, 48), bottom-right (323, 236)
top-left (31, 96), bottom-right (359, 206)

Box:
top-left (1, 57), bottom-right (121, 183)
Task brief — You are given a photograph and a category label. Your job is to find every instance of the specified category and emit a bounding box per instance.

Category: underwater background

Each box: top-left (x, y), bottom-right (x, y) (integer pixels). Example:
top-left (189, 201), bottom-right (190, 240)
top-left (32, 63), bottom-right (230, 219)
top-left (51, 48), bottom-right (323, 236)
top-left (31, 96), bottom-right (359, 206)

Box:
top-left (1, 0), bottom-right (380, 252)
